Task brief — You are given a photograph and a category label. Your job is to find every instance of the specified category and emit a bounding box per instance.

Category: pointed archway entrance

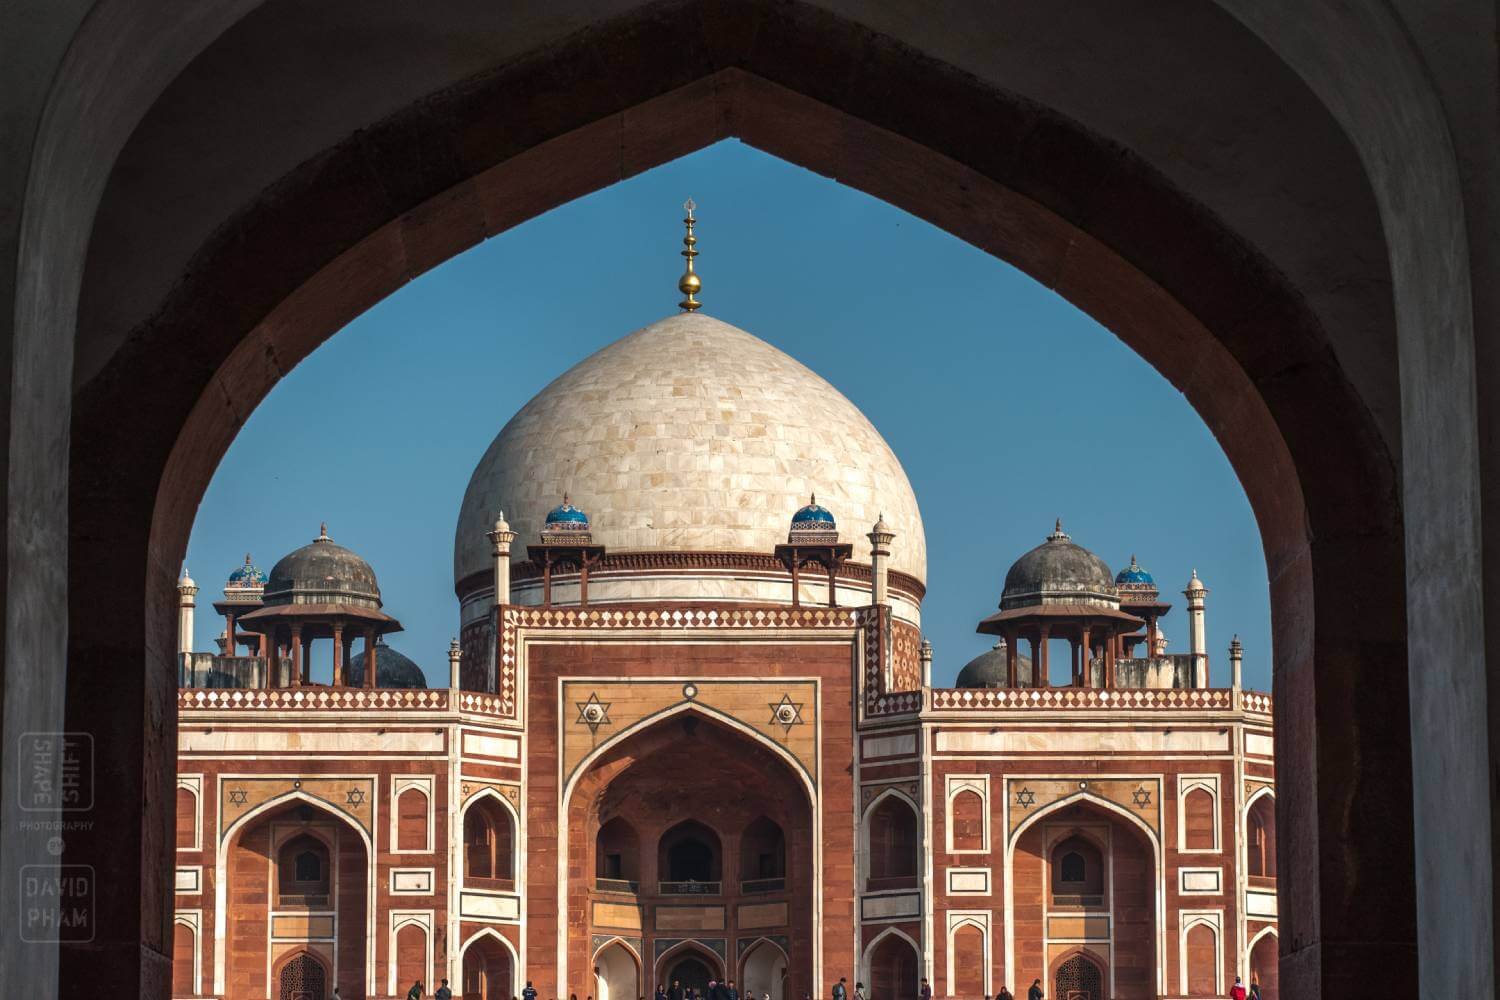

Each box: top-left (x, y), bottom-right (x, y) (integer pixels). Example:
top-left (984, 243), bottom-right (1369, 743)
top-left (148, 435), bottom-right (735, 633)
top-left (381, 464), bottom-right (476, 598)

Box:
top-left (568, 710), bottom-right (814, 999)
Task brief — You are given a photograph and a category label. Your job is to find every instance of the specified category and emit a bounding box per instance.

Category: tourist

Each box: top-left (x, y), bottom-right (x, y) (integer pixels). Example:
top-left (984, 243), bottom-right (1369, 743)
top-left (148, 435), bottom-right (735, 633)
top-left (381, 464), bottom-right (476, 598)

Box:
top-left (726, 979), bottom-right (740, 1000)
top-left (1249, 978), bottom-right (1262, 1000)
top-left (854, 983), bottom-right (866, 1000)
top-left (997, 987), bottom-right (1013, 1000)
top-left (525, 983), bottom-right (539, 1000)
top-left (1229, 976), bottom-right (1247, 1000)
top-left (671, 980), bottom-right (685, 1000)
top-left (1027, 979), bottom-right (1043, 1000)
top-left (655, 985), bottom-right (668, 1000)
top-left (708, 980), bottom-right (720, 1000)
top-left (407, 981), bottom-right (424, 1000)
top-left (435, 980), bottom-right (453, 1000)
top-left (834, 978), bottom-right (848, 1000)
top-left (920, 979), bottom-right (932, 1000)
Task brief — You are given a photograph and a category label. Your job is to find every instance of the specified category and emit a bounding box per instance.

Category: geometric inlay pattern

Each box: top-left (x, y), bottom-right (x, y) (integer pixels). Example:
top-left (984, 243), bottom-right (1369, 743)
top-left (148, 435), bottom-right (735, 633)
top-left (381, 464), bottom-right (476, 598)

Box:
top-left (575, 692), bottom-right (613, 734)
top-left (767, 694), bottom-right (805, 733)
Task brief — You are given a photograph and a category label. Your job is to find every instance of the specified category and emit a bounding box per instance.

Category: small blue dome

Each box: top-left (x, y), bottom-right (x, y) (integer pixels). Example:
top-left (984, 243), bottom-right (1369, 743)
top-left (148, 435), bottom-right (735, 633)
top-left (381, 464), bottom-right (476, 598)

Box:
top-left (226, 553), bottom-right (266, 586)
top-left (791, 495), bottom-right (836, 526)
top-left (544, 495), bottom-right (589, 525)
top-left (1115, 554), bottom-right (1154, 586)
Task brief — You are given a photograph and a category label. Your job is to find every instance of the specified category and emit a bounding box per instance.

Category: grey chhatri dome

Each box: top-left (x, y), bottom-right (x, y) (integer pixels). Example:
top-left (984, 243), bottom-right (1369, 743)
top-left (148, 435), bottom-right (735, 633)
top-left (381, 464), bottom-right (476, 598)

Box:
top-left (264, 523), bottom-right (382, 609)
top-left (956, 640), bottom-right (1033, 688)
top-left (1001, 519), bottom-right (1116, 609)
top-left (347, 641), bottom-right (426, 689)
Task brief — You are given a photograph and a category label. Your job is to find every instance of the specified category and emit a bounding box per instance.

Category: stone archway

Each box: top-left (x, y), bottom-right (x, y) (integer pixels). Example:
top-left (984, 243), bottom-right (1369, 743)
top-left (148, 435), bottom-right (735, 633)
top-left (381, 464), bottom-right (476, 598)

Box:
top-left (1010, 798), bottom-right (1158, 1000)
top-left (15, 3), bottom-right (1492, 998)
top-left (1052, 951), bottom-right (1104, 1000)
top-left (656, 941), bottom-right (726, 996)
top-left (595, 940), bottom-right (640, 1000)
top-left (221, 797), bottom-right (369, 1000)
top-left (461, 931), bottom-right (515, 1000)
top-left (569, 710), bottom-right (814, 997)
top-left (864, 930), bottom-right (919, 1000)
top-left (274, 950), bottom-right (330, 1000)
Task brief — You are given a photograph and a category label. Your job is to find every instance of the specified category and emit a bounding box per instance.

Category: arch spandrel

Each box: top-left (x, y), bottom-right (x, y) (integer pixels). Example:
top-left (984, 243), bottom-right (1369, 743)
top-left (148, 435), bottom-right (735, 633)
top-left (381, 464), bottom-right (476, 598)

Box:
top-left (1005, 778), bottom-right (1161, 840)
top-left (561, 679), bottom-right (818, 785)
top-left (218, 777), bottom-right (375, 842)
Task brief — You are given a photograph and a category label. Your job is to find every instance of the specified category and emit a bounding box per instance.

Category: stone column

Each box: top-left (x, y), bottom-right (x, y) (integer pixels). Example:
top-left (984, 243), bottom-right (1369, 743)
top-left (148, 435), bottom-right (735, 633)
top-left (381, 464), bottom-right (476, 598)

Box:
top-left (1038, 625), bottom-right (1051, 687)
top-left (363, 628), bottom-right (377, 689)
top-left (867, 515), bottom-right (895, 607)
top-left (290, 624), bottom-right (303, 687)
top-left (919, 638), bottom-right (933, 688)
top-left (1079, 625), bottom-right (1092, 687)
top-left (331, 624), bottom-right (344, 686)
top-left (1184, 570), bottom-right (1209, 687)
top-left (1004, 628), bottom-right (1018, 687)
top-left (487, 512), bottom-right (516, 605)
top-left (1229, 634), bottom-right (1243, 692)
top-left (176, 569), bottom-right (197, 660)
top-left (448, 637), bottom-right (463, 689)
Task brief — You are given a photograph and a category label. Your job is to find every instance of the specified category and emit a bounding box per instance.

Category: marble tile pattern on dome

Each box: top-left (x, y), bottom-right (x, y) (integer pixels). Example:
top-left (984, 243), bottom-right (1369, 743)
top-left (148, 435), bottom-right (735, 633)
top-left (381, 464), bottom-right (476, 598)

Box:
top-left (171, 215), bottom-right (1276, 1000)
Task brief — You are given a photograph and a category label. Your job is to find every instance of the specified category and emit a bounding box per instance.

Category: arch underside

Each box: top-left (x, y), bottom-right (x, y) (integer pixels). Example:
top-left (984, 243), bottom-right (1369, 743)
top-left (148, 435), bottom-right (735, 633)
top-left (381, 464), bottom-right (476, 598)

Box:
top-left (28, 2), bottom-right (1436, 997)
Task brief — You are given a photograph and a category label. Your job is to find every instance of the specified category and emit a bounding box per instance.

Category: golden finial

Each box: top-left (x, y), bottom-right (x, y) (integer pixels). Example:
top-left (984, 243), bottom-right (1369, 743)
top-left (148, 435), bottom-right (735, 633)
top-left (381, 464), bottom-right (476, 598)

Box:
top-left (678, 198), bottom-right (702, 312)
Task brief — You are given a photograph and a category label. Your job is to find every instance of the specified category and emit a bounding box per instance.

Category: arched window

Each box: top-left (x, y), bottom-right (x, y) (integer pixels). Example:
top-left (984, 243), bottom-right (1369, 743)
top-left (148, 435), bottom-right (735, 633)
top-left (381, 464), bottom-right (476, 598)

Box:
top-left (464, 796), bottom-right (516, 885)
top-left (739, 816), bottom-right (786, 889)
top-left (395, 921), bottom-right (427, 993)
top-left (396, 786), bottom-right (429, 851)
top-left (657, 820), bottom-right (722, 890)
top-left (595, 816), bottom-right (641, 888)
top-left (171, 921), bottom-right (196, 996)
top-left (1247, 794), bottom-right (1277, 879)
top-left (949, 789), bottom-right (985, 851)
top-left (1183, 787), bottom-right (1217, 851)
top-left (1049, 834), bottom-right (1104, 907)
top-left (1185, 922), bottom-right (1218, 996)
top-left (175, 786), bottom-right (197, 850)
top-left (294, 849), bottom-right (321, 882)
top-left (866, 795), bottom-right (919, 890)
top-left (276, 833), bottom-right (330, 905)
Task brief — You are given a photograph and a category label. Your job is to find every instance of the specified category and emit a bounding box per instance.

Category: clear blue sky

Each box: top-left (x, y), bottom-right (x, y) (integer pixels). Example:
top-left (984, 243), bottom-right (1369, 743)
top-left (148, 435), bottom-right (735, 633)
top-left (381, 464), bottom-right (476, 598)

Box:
top-left (187, 140), bottom-right (1271, 691)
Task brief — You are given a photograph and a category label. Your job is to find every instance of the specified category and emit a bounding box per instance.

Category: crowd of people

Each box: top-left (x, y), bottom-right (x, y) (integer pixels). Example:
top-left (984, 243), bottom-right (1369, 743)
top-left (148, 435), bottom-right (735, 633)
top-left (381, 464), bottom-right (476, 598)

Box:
top-left (379, 968), bottom-right (1265, 1000)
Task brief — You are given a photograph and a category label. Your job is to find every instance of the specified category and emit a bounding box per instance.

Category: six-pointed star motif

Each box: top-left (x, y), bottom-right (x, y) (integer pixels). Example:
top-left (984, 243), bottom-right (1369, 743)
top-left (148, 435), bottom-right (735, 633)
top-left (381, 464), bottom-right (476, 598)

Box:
top-left (575, 692), bottom-right (612, 734)
top-left (768, 694), bottom-right (805, 733)
top-left (1132, 787), bottom-right (1152, 808)
top-left (1015, 787), bottom-right (1037, 809)
top-left (346, 787), bottom-right (366, 807)
top-left (227, 788), bottom-right (248, 806)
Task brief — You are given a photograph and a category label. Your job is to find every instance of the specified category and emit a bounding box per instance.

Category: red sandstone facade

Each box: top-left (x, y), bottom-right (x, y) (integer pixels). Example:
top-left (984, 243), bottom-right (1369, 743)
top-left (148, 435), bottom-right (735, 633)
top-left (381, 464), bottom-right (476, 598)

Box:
top-left (173, 600), bottom-right (1275, 1000)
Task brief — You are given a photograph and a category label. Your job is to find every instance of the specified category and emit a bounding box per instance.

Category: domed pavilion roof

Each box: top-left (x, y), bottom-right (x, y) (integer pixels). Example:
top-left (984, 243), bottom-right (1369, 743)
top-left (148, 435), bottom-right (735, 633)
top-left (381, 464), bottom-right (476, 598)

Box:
top-left (263, 524), bottom-right (382, 609)
top-left (956, 640), bottom-right (1033, 688)
top-left (346, 642), bottom-right (426, 689)
top-left (452, 312), bottom-right (926, 594)
top-left (227, 553), bottom-right (266, 587)
top-left (1114, 555), bottom-right (1154, 587)
top-left (1000, 520), bottom-right (1116, 610)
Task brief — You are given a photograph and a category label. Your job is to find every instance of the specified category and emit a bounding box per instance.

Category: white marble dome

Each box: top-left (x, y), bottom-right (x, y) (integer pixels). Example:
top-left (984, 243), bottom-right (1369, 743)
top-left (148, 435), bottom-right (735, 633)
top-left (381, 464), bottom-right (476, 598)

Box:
top-left (452, 311), bottom-right (926, 590)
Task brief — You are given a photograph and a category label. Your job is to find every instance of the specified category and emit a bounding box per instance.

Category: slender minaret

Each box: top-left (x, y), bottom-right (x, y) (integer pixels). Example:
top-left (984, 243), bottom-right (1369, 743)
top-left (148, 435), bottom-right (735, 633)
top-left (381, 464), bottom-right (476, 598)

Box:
top-left (448, 637), bottom-right (463, 689)
top-left (1184, 569), bottom-right (1209, 687)
top-left (867, 513), bottom-right (895, 607)
top-left (487, 511), bottom-right (516, 606)
top-left (1229, 634), bottom-right (1244, 692)
top-left (919, 638), bottom-right (934, 688)
top-left (177, 567), bottom-right (197, 659)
